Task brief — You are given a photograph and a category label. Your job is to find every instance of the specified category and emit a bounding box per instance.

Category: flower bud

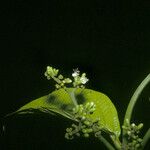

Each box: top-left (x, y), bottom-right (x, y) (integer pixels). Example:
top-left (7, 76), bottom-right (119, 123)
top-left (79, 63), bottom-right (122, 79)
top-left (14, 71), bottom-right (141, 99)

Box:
top-left (86, 128), bottom-right (93, 133)
top-left (84, 133), bottom-right (89, 138)
top-left (64, 78), bottom-right (72, 83)
top-left (82, 129), bottom-right (87, 133)
top-left (58, 74), bottom-right (63, 79)
top-left (131, 123), bottom-right (135, 128)
top-left (137, 123), bottom-right (143, 130)
top-left (84, 121), bottom-right (90, 126)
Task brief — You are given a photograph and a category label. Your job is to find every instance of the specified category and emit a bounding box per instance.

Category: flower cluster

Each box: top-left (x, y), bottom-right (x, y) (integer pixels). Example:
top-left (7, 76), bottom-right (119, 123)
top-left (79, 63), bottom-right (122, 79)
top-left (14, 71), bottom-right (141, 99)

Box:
top-left (122, 119), bottom-right (143, 150)
top-left (72, 68), bottom-right (89, 88)
top-left (44, 66), bottom-right (59, 80)
top-left (44, 66), bottom-right (89, 89)
top-left (65, 102), bottom-right (101, 139)
top-left (44, 66), bottom-right (72, 89)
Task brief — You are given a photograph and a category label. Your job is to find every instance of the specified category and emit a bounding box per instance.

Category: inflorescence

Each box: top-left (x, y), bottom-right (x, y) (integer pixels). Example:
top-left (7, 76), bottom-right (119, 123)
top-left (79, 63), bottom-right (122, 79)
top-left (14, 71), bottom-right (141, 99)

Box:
top-left (65, 102), bottom-right (101, 139)
top-left (44, 66), bottom-right (145, 149)
top-left (44, 66), bottom-right (89, 89)
top-left (44, 66), bottom-right (101, 139)
top-left (122, 119), bottom-right (143, 150)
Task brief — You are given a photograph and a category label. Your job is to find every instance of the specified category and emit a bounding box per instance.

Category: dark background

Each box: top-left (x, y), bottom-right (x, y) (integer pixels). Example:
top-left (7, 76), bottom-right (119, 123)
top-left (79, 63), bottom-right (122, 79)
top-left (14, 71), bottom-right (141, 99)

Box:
top-left (0, 1), bottom-right (150, 149)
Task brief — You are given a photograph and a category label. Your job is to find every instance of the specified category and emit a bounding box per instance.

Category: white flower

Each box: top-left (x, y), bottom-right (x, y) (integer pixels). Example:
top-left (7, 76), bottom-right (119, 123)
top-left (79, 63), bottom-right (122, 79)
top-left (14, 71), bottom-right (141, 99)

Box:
top-left (72, 68), bottom-right (80, 77)
top-left (80, 73), bottom-right (89, 84)
top-left (80, 77), bottom-right (89, 84)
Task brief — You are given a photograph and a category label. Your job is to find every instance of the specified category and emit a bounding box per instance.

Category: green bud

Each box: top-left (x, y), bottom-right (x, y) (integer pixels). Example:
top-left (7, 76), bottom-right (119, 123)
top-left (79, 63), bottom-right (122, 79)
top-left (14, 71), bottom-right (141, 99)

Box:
top-left (82, 112), bottom-right (87, 116)
top-left (85, 102), bottom-right (90, 108)
top-left (78, 106), bottom-right (84, 114)
top-left (82, 129), bottom-right (87, 133)
top-left (84, 121), bottom-right (90, 126)
top-left (81, 125), bottom-right (86, 129)
top-left (60, 82), bottom-right (64, 86)
top-left (66, 128), bottom-right (72, 132)
top-left (55, 84), bottom-right (60, 89)
top-left (72, 124), bottom-right (78, 129)
top-left (132, 135), bottom-right (138, 139)
top-left (137, 138), bottom-right (142, 142)
top-left (65, 133), bottom-right (74, 140)
top-left (64, 78), bottom-right (72, 83)
top-left (84, 133), bottom-right (89, 138)
top-left (90, 102), bottom-right (95, 107)
top-left (89, 108), bottom-right (96, 113)
top-left (127, 131), bottom-right (131, 135)
top-left (135, 143), bottom-right (140, 148)
top-left (58, 74), bottom-right (63, 79)
top-left (80, 85), bottom-right (85, 88)
top-left (44, 72), bottom-right (51, 80)
top-left (76, 133), bottom-right (80, 137)
top-left (132, 140), bottom-right (136, 145)
top-left (65, 133), bottom-right (69, 139)
top-left (86, 128), bottom-right (93, 133)
top-left (131, 123), bottom-right (135, 128)
top-left (46, 66), bottom-right (59, 77)
top-left (81, 116), bottom-right (86, 121)
top-left (85, 102), bottom-right (96, 113)
top-left (137, 123), bottom-right (143, 130)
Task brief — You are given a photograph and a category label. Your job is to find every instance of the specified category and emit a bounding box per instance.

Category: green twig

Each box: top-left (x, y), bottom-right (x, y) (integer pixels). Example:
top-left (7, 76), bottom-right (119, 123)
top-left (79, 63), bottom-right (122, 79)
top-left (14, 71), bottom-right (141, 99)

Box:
top-left (98, 135), bottom-right (116, 150)
top-left (110, 135), bottom-right (121, 150)
top-left (141, 128), bottom-right (150, 149)
top-left (123, 73), bottom-right (150, 126)
top-left (52, 76), bottom-right (62, 84)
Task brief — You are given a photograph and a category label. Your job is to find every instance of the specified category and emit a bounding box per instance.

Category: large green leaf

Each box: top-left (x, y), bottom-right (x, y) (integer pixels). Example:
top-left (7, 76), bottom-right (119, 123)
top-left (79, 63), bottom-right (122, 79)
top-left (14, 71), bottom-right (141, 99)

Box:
top-left (15, 88), bottom-right (121, 137)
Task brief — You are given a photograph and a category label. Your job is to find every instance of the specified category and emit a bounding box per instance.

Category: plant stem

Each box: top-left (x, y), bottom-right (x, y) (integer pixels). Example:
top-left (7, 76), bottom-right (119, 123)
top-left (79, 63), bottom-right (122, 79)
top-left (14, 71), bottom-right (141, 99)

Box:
top-left (52, 76), bottom-right (62, 84)
top-left (123, 73), bottom-right (150, 143)
top-left (98, 135), bottom-right (116, 150)
top-left (141, 128), bottom-right (150, 149)
top-left (123, 73), bottom-right (150, 126)
top-left (65, 88), bottom-right (78, 106)
top-left (110, 135), bottom-right (121, 150)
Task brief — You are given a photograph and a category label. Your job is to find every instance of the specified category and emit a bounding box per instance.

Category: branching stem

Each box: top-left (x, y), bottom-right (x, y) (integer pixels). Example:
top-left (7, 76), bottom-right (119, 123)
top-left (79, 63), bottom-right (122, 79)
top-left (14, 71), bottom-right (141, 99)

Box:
top-left (98, 135), bottom-right (116, 150)
top-left (123, 73), bottom-right (150, 145)
top-left (110, 135), bottom-right (121, 150)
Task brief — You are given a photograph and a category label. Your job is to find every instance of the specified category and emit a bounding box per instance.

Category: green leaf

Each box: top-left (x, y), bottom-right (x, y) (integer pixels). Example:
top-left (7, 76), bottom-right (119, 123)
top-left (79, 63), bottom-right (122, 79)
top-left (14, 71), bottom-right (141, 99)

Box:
top-left (14, 88), bottom-right (121, 137)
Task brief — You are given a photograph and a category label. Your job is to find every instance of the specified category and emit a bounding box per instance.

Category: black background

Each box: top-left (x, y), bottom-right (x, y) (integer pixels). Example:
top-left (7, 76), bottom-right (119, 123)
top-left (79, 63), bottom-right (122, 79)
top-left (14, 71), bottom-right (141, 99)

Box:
top-left (1, 1), bottom-right (150, 149)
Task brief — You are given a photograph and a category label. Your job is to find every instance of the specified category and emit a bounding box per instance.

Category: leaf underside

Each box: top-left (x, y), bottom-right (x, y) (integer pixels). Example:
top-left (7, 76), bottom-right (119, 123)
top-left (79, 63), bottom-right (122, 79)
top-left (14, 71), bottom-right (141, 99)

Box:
top-left (14, 88), bottom-right (121, 137)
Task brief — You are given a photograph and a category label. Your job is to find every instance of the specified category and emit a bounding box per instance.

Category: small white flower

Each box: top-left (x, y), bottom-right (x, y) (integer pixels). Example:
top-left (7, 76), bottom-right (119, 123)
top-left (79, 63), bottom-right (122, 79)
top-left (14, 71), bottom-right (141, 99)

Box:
top-left (80, 73), bottom-right (89, 84)
top-left (131, 123), bottom-right (135, 127)
top-left (72, 68), bottom-right (80, 77)
top-left (80, 77), bottom-right (89, 84)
